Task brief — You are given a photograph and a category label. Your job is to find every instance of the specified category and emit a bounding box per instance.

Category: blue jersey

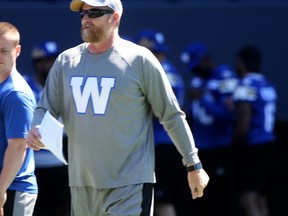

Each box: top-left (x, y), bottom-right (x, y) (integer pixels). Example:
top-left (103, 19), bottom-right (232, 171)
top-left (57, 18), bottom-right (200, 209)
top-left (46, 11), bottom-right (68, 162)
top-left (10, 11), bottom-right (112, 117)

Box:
top-left (189, 65), bottom-right (238, 149)
top-left (23, 75), bottom-right (43, 102)
top-left (0, 71), bottom-right (38, 193)
top-left (153, 59), bottom-right (185, 146)
top-left (233, 73), bottom-right (277, 145)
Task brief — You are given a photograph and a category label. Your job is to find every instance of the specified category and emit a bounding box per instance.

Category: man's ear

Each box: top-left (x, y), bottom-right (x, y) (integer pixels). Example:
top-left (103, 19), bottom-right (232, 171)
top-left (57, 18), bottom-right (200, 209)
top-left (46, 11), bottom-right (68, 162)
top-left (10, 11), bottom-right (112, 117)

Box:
top-left (16, 44), bottom-right (21, 57)
top-left (109, 12), bottom-right (120, 24)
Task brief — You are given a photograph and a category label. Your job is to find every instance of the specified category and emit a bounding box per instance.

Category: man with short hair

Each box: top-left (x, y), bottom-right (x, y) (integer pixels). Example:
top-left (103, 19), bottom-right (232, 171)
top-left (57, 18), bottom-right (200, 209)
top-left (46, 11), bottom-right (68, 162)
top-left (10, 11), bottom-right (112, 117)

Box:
top-left (232, 44), bottom-right (277, 216)
top-left (180, 41), bottom-right (238, 216)
top-left (0, 21), bottom-right (38, 216)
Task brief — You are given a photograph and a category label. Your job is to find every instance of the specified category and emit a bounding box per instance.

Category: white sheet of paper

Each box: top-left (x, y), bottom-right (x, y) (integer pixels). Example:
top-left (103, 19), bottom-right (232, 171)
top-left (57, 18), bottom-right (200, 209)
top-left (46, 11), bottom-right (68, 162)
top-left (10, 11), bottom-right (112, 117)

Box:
top-left (38, 110), bottom-right (68, 165)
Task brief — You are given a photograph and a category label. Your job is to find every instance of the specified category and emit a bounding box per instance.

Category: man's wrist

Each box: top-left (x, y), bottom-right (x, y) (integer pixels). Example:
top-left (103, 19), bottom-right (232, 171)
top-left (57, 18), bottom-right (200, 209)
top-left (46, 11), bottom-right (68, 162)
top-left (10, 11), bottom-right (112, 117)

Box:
top-left (186, 162), bottom-right (203, 172)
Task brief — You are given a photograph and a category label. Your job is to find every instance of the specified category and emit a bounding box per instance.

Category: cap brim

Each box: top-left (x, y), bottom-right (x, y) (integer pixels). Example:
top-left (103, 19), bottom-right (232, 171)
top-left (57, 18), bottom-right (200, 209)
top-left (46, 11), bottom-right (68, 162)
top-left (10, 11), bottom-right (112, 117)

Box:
top-left (70, 0), bottom-right (83, 12)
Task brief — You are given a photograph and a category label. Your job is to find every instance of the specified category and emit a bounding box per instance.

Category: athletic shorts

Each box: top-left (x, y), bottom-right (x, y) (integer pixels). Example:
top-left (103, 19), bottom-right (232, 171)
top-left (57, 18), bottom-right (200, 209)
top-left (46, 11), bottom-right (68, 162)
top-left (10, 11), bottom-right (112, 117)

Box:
top-left (5, 190), bottom-right (37, 216)
top-left (70, 183), bottom-right (153, 216)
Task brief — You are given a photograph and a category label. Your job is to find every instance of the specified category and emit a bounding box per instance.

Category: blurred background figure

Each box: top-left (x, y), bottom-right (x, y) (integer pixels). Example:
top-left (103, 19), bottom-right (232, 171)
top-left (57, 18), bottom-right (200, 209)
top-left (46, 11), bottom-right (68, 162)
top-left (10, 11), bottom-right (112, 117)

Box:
top-left (232, 44), bottom-right (277, 216)
top-left (134, 29), bottom-right (192, 216)
top-left (180, 41), bottom-right (238, 216)
top-left (24, 41), bottom-right (70, 216)
top-left (26, 41), bottom-right (59, 101)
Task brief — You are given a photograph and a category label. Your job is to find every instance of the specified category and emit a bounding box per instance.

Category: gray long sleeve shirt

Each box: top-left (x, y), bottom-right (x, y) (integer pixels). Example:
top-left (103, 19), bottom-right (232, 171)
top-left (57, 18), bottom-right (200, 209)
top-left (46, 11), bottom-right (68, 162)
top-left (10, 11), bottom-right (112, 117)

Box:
top-left (32, 38), bottom-right (199, 188)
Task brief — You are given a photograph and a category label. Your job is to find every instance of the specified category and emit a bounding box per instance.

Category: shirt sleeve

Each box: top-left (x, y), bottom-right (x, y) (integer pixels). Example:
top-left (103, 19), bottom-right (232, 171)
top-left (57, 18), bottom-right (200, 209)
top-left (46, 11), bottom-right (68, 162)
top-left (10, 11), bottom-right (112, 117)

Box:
top-left (141, 51), bottom-right (200, 165)
top-left (4, 91), bottom-right (35, 139)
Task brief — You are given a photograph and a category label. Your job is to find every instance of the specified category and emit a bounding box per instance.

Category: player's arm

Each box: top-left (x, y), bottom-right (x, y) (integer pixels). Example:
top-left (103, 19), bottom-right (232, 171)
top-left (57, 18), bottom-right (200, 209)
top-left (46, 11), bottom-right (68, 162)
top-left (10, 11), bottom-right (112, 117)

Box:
top-left (0, 138), bottom-right (27, 208)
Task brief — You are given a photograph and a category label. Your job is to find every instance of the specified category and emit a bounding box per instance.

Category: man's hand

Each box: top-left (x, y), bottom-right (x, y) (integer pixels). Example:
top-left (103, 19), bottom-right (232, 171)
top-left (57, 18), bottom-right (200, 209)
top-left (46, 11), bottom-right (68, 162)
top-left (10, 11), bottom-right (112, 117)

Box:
top-left (188, 169), bottom-right (209, 199)
top-left (26, 126), bottom-right (45, 150)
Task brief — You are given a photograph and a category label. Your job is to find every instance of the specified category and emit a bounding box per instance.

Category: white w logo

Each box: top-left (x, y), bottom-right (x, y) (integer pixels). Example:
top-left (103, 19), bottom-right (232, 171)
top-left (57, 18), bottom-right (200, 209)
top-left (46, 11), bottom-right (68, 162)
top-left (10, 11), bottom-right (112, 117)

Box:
top-left (70, 77), bottom-right (116, 115)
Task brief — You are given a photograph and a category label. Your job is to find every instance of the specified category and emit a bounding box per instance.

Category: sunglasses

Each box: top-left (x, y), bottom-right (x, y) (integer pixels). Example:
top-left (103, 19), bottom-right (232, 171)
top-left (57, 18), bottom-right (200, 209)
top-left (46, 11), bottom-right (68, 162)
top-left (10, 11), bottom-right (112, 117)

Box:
top-left (80, 9), bottom-right (114, 19)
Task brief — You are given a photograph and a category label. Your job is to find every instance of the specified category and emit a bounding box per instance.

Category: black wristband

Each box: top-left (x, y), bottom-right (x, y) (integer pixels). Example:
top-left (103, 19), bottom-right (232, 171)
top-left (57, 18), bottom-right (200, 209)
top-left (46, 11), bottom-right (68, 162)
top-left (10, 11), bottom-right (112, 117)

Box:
top-left (186, 162), bottom-right (202, 172)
